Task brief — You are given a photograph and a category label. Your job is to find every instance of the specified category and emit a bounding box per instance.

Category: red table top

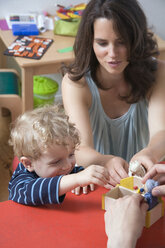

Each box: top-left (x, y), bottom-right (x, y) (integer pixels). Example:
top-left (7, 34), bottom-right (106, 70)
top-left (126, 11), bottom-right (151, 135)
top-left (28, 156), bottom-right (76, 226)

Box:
top-left (0, 187), bottom-right (165, 248)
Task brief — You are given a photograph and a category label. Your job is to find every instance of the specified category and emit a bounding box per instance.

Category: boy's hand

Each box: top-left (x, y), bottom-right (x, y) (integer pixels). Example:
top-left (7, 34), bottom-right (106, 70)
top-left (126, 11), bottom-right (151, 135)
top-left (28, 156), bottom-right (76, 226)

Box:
top-left (72, 165), bottom-right (110, 195)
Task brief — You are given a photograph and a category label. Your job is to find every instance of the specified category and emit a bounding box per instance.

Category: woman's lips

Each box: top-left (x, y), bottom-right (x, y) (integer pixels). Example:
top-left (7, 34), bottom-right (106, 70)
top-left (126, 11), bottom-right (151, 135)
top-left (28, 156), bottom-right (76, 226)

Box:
top-left (108, 61), bottom-right (121, 67)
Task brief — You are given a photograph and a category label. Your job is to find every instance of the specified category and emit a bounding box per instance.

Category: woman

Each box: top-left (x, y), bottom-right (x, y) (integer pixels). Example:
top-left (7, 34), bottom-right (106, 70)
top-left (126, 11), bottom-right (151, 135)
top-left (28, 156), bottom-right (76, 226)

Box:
top-left (62, 0), bottom-right (165, 186)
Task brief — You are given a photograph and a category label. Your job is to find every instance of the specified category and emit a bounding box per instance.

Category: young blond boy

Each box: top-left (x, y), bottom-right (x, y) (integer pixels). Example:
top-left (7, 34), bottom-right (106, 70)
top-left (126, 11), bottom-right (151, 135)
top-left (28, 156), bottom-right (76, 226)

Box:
top-left (8, 105), bottom-right (109, 205)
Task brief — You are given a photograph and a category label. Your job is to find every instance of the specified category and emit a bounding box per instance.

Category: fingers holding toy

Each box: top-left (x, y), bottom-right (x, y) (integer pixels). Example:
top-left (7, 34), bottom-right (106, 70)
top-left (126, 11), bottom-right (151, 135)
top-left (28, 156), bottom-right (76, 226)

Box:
top-left (142, 163), bottom-right (165, 184)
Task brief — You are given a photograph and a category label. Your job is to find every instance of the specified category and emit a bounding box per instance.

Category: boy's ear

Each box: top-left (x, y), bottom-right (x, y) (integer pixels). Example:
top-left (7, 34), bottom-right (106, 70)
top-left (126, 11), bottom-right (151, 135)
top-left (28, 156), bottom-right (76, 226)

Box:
top-left (20, 156), bottom-right (34, 172)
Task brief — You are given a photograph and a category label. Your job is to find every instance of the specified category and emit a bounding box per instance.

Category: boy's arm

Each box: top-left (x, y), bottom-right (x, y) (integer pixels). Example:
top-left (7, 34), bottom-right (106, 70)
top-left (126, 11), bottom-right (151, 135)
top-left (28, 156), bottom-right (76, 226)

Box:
top-left (9, 174), bottom-right (65, 205)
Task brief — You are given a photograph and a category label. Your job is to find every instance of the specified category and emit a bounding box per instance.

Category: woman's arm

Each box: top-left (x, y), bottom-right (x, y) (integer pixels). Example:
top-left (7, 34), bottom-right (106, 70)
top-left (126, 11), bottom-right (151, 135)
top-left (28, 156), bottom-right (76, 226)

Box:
top-left (130, 60), bottom-right (165, 170)
top-left (62, 73), bottom-right (113, 166)
top-left (62, 74), bottom-right (128, 185)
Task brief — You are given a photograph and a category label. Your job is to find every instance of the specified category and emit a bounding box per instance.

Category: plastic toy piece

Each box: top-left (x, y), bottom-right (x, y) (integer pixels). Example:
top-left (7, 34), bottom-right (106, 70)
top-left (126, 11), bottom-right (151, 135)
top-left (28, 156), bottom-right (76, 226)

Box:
top-left (102, 176), bottom-right (164, 228)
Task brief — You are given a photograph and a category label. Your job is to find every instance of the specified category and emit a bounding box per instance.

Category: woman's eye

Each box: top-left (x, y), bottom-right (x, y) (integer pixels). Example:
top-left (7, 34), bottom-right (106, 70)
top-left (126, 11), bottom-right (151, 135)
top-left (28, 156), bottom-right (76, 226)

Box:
top-left (117, 40), bottom-right (125, 45)
top-left (97, 42), bottom-right (107, 47)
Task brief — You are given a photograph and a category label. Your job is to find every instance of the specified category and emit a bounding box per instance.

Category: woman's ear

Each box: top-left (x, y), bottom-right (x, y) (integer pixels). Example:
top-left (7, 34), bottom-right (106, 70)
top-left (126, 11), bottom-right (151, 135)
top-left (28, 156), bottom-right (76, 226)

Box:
top-left (20, 156), bottom-right (34, 172)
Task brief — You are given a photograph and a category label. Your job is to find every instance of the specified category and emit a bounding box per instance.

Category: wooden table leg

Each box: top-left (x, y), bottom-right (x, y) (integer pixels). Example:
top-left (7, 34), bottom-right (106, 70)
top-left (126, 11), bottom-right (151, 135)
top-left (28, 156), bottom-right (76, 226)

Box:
top-left (0, 37), bottom-right (7, 68)
top-left (22, 67), bottom-right (34, 113)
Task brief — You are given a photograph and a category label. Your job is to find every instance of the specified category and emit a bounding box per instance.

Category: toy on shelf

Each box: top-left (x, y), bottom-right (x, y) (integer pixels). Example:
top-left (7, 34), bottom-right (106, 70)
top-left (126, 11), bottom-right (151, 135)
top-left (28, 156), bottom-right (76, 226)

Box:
top-left (54, 3), bottom-right (86, 37)
top-left (33, 76), bottom-right (59, 108)
top-left (102, 176), bottom-right (164, 228)
top-left (56, 3), bottom-right (86, 20)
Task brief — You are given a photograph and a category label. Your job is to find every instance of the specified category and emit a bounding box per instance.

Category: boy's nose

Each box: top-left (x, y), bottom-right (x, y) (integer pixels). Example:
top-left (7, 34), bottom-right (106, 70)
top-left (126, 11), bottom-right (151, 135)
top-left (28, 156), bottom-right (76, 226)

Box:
top-left (63, 159), bottom-right (72, 170)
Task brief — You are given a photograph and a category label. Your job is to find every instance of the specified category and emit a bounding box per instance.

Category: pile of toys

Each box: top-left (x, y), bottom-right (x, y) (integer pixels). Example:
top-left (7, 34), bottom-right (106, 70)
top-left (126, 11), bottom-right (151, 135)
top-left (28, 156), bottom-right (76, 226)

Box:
top-left (56, 3), bottom-right (86, 20)
top-left (54, 3), bottom-right (86, 37)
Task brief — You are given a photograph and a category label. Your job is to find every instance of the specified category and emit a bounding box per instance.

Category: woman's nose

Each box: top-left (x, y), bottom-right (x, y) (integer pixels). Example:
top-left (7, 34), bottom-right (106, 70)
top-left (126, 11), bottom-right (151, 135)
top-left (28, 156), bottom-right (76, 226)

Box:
top-left (108, 44), bottom-right (117, 58)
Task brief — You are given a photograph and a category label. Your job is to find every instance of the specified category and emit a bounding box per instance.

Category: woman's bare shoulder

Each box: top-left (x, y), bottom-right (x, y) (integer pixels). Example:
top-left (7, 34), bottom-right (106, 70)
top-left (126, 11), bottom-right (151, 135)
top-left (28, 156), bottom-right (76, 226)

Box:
top-left (62, 73), bottom-right (87, 88)
top-left (62, 73), bottom-right (92, 107)
top-left (157, 60), bottom-right (165, 77)
top-left (149, 59), bottom-right (165, 99)
top-left (154, 60), bottom-right (165, 88)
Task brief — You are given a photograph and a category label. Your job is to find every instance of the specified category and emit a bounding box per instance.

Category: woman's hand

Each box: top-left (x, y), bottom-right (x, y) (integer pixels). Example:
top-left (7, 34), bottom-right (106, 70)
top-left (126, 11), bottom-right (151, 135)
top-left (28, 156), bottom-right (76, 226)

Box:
top-left (130, 148), bottom-right (156, 172)
top-left (105, 156), bottom-right (129, 186)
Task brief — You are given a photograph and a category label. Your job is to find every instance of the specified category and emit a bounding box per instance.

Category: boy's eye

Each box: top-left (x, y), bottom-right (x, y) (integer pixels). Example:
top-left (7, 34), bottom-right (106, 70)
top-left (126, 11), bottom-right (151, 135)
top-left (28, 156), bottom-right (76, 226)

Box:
top-left (69, 153), bottom-right (75, 158)
top-left (54, 160), bottom-right (61, 164)
top-left (49, 160), bottom-right (61, 166)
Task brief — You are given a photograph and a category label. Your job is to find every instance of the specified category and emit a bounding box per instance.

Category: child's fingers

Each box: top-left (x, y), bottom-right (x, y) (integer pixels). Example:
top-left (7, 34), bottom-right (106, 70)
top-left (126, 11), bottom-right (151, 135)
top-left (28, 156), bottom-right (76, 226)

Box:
top-left (90, 183), bottom-right (95, 191)
top-left (74, 186), bottom-right (81, 195)
top-left (83, 186), bottom-right (88, 194)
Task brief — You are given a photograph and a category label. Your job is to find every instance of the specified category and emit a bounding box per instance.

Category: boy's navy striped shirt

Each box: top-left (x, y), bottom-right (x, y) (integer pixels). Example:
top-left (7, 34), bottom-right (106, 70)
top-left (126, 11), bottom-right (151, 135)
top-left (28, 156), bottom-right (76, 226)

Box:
top-left (8, 162), bottom-right (83, 205)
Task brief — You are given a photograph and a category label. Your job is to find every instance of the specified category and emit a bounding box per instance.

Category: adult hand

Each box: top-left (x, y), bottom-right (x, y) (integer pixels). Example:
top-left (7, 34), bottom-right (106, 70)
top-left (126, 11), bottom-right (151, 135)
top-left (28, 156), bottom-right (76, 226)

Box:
top-left (142, 163), bottom-right (165, 197)
top-left (104, 194), bottom-right (148, 248)
top-left (105, 156), bottom-right (128, 186)
top-left (130, 148), bottom-right (156, 172)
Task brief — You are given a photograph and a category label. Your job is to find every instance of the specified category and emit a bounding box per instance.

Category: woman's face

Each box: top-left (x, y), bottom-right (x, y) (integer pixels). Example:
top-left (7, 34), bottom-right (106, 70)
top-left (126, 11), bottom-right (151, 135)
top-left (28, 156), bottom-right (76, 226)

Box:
top-left (93, 18), bottom-right (129, 76)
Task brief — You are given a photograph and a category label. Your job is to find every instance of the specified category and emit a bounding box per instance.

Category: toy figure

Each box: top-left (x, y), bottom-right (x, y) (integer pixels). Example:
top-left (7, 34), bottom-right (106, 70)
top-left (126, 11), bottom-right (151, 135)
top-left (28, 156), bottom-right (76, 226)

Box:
top-left (144, 179), bottom-right (159, 210)
top-left (129, 160), bottom-right (146, 177)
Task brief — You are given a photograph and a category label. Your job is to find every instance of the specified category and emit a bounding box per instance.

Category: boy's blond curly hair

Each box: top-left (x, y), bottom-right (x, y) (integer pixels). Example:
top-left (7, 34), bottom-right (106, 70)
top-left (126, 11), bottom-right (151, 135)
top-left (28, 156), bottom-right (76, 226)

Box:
top-left (9, 104), bottom-right (80, 160)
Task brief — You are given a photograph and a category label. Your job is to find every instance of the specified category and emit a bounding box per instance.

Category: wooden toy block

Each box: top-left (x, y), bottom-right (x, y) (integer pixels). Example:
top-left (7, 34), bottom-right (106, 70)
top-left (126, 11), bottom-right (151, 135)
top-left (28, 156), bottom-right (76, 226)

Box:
top-left (102, 176), bottom-right (164, 228)
top-left (119, 175), bottom-right (144, 190)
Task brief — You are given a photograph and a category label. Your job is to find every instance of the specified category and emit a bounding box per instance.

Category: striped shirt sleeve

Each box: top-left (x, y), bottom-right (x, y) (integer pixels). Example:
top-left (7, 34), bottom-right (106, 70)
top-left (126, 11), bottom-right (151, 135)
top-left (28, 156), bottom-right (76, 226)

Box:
top-left (8, 163), bottom-right (65, 205)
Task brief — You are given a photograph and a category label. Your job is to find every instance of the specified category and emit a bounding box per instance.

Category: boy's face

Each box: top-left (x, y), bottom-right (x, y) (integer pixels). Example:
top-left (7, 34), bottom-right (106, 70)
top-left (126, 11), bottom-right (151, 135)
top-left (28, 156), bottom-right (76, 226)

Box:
top-left (29, 141), bottom-right (76, 178)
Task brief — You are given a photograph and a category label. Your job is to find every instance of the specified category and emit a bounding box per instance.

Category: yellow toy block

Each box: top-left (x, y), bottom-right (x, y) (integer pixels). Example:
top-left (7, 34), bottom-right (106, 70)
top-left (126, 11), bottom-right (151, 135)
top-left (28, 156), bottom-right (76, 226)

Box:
top-left (102, 176), bottom-right (164, 228)
top-left (119, 176), bottom-right (143, 190)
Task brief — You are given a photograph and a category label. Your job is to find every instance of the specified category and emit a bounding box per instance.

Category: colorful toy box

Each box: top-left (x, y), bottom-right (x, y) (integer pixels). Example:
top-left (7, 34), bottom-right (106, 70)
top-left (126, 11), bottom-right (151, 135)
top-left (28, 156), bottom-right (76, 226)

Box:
top-left (102, 176), bottom-right (164, 228)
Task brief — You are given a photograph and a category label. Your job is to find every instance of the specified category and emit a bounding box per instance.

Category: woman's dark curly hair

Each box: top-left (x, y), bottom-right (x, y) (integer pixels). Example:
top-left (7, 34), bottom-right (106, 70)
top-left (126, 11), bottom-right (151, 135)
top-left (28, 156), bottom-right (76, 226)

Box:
top-left (65, 0), bottom-right (159, 103)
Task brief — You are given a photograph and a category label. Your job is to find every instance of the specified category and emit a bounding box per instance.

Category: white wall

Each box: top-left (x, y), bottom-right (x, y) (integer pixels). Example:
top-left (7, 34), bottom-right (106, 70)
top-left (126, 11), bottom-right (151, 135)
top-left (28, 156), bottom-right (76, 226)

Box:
top-left (138, 0), bottom-right (165, 40)
top-left (0, 0), bottom-right (88, 17)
